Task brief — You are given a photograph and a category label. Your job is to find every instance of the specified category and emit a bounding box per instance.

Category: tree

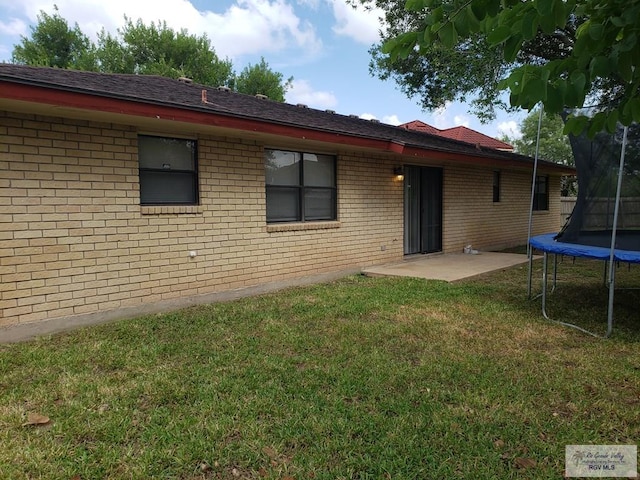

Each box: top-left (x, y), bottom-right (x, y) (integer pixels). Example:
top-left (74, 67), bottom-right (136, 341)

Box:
top-left (11, 5), bottom-right (97, 70)
top-left (506, 110), bottom-right (576, 195)
top-left (370, 35), bottom-right (513, 122)
top-left (360, 0), bottom-right (640, 135)
top-left (510, 111), bottom-right (573, 166)
top-left (357, 0), bottom-right (579, 121)
top-left (12, 10), bottom-right (293, 101)
top-left (234, 57), bottom-right (293, 101)
top-left (96, 18), bottom-right (234, 87)
top-left (363, 0), bottom-right (516, 121)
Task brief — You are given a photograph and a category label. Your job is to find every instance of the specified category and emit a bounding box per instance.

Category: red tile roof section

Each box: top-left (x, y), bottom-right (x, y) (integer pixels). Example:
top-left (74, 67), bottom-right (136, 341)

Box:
top-left (401, 121), bottom-right (514, 151)
top-left (399, 120), bottom-right (440, 135)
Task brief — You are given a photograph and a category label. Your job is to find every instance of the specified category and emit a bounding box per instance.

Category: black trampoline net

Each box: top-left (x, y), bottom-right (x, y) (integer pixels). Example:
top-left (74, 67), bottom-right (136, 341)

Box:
top-left (555, 120), bottom-right (640, 251)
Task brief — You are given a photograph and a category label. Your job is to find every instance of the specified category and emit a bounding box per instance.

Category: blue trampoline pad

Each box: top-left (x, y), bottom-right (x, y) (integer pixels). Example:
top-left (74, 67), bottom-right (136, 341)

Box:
top-left (530, 233), bottom-right (640, 264)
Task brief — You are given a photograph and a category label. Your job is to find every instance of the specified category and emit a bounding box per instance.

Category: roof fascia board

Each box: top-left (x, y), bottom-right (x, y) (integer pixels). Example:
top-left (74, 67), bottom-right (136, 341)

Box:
top-left (401, 145), bottom-right (575, 174)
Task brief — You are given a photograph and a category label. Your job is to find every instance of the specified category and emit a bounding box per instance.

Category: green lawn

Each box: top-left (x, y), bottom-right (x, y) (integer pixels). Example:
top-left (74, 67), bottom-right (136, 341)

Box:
top-left (1, 257), bottom-right (639, 479)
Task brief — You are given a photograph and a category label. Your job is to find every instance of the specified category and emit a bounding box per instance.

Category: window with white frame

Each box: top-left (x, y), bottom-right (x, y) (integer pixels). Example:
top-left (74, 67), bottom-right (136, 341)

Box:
top-left (138, 135), bottom-right (198, 205)
top-left (265, 149), bottom-right (337, 223)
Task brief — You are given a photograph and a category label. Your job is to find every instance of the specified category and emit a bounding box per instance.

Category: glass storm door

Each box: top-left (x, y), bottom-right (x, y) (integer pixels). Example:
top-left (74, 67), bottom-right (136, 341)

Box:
top-left (403, 166), bottom-right (443, 255)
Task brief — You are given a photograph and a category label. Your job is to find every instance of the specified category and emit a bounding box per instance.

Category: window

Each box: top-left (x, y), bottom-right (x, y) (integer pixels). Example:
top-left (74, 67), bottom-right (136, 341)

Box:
top-left (265, 149), bottom-right (336, 223)
top-left (533, 175), bottom-right (549, 211)
top-left (493, 171), bottom-right (501, 203)
top-left (138, 135), bottom-right (198, 205)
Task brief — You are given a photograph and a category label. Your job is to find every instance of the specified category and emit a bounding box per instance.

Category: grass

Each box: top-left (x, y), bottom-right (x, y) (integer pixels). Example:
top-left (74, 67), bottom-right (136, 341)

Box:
top-left (1, 256), bottom-right (639, 479)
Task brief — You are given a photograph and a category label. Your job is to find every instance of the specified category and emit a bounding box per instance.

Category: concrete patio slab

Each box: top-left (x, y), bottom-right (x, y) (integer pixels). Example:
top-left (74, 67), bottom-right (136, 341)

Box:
top-left (362, 252), bottom-right (531, 282)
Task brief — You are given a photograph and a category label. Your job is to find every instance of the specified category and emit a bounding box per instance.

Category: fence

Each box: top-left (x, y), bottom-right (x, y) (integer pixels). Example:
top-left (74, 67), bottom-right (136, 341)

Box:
top-left (560, 197), bottom-right (577, 225)
top-left (560, 196), bottom-right (640, 227)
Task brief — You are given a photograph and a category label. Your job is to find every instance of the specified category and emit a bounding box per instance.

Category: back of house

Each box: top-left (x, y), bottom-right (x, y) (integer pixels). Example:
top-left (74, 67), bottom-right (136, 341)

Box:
top-left (0, 65), bottom-right (571, 340)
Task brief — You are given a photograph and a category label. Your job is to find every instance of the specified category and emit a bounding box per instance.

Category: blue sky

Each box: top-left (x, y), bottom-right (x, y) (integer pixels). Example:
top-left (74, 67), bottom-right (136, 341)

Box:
top-left (0, 0), bottom-right (524, 139)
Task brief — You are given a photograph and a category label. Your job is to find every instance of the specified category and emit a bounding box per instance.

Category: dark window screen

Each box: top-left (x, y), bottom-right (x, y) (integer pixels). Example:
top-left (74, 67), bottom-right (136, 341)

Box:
top-left (533, 175), bottom-right (549, 211)
top-left (138, 135), bottom-right (198, 205)
top-left (493, 171), bottom-right (501, 203)
top-left (265, 149), bottom-right (336, 223)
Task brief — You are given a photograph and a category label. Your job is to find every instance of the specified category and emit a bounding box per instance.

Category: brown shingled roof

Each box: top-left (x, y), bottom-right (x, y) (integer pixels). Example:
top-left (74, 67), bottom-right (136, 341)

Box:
top-left (0, 64), bottom-right (569, 173)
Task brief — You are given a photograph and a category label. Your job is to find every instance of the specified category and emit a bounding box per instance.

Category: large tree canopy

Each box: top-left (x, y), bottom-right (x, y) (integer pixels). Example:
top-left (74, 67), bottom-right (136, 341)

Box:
top-left (12, 10), bottom-right (292, 101)
top-left (234, 57), bottom-right (293, 101)
top-left (359, 0), bottom-right (640, 135)
top-left (370, 34), bottom-right (510, 122)
top-left (364, 0), bottom-right (514, 122)
top-left (11, 6), bottom-right (97, 70)
top-left (509, 111), bottom-right (573, 166)
top-left (96, 18), bottom-right (234, 88)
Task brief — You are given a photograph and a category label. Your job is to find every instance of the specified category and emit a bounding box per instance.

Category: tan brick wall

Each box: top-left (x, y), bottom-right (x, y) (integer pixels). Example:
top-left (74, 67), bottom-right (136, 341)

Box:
top-left (0, 111), bottom-right (560, 329)
top-left (441, 164), bottom-right (561, 252)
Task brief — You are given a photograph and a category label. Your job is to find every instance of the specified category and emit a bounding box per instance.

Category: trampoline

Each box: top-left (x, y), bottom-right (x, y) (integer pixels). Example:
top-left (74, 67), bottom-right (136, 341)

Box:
top-left (527, 117), bottom-right (640, 338)
top-left (530, 233), bottom-right (640, 264)
top-left (528, 232), bottom-right (640, 337)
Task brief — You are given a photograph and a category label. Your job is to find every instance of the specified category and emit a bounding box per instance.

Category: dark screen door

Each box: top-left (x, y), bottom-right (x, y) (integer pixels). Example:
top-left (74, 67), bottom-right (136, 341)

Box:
top-left (404, 166), bottom-right (443, 254)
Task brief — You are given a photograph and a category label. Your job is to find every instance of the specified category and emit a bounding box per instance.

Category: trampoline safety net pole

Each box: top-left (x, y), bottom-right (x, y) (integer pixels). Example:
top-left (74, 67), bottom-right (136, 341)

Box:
top-left (527, 106), bottom-right (544, 298)
top-left (605, 125), bottom-right (629, 338)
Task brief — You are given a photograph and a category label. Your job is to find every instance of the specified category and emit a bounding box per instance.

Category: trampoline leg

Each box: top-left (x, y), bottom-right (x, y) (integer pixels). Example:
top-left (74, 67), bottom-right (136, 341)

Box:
top-left (551, 254), bottom-right (558, 293)
top-left (542, 252), bottom-right (550, 320)
top-left (527, 248), bottom-right (534, 299)
top-left (605, 259), bottom-right (616, 338)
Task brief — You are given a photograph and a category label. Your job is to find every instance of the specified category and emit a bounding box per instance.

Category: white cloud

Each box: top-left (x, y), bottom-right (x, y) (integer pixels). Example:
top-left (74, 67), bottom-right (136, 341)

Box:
top-left (382, 114), bottom-right (401, 125)
top-left (0, 17), bottom-right (27, 36)
top-left (432, 102), bottom-right (453, 129)
top-left (356, 113), bottom-right (400, 125)
top-left (4, 0), bottom-right (323, 59)
top-left (286, 79), bottom-right (337, 109)
top-left (497, 120), bottom-right (522, 139)
top-left (431, 103), bottom-right (473, 130)
top-left (329, 0), bottom-right (384, 44)
top-left (453, 115), bottom-right (470, 127)
top-left (208, 0), bottom-right (322, 58)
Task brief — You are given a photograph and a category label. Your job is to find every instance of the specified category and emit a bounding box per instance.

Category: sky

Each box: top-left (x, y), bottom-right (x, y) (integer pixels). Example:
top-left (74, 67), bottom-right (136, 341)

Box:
top-left (0, 0), bottom-right (525, 139)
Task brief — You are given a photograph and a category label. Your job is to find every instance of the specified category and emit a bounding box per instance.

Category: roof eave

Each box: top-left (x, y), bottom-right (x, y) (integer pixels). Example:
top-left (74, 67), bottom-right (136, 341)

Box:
top-left (0, 80), bottom-right (393, 149)
top-left (0, 79), bottom-right (575, 174)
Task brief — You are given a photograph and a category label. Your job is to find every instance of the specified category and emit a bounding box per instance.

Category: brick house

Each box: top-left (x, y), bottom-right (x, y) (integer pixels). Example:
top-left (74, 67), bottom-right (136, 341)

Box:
top-left (0, 65), bottom-right (573, 336)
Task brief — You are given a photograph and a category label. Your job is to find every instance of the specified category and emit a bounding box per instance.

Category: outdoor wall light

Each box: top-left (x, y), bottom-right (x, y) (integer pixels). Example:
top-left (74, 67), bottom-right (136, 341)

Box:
top-left (393, 166), bottom-right (404, 180)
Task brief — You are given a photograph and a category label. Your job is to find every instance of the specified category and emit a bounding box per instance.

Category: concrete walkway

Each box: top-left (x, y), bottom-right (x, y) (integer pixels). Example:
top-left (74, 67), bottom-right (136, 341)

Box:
top-left (363, 252), bottom-right (531, 282)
